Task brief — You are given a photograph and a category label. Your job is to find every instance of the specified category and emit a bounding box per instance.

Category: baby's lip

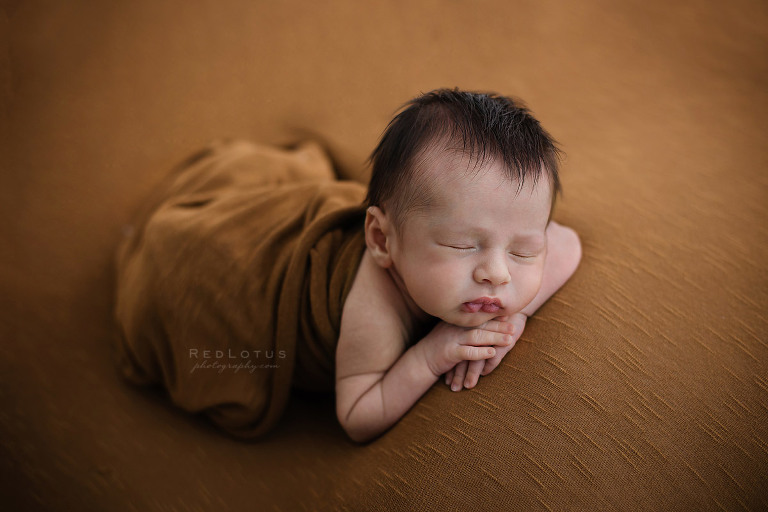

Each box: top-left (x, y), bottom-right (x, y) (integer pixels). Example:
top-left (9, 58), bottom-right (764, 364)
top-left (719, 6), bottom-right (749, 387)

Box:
top-left (462, 297), bottom-right (503, 313)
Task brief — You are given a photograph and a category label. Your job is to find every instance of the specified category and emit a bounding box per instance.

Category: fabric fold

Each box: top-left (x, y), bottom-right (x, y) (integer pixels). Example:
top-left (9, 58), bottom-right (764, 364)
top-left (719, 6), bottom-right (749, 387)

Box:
top-left (114, 139), bottom-right (367, 438)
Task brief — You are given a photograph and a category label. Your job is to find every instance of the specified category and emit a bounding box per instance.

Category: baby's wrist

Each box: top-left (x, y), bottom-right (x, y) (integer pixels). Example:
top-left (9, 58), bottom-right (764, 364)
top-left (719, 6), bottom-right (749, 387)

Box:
top-left (413, 336), bottom-right (442, 379)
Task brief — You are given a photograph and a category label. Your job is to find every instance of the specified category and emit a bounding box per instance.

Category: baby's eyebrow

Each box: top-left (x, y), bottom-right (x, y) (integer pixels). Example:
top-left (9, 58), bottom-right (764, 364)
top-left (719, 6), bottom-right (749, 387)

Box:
top-left (513, 232), bottom-right (546, 247)
top-left (514, 232), bottom-right (545, 242)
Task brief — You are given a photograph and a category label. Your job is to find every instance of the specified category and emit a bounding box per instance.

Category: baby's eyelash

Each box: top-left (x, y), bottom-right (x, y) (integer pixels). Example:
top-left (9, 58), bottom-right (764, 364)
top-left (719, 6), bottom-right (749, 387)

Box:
top-left (509, 251), bottom-right (539, 259)
top-left (440, 243), bottom-right (475, 251)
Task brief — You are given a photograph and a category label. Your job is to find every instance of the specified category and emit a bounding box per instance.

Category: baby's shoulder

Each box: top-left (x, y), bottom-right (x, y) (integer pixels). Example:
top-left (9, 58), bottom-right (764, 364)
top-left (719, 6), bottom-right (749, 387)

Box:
top-left (336, 250), bottom-right (412, 375)
top-left (344, 250), bottom-right (410, 334)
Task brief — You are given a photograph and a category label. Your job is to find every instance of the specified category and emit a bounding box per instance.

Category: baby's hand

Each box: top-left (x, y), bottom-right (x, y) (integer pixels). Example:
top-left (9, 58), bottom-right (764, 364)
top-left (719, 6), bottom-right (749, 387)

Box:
top-left (443, 313), bottom-right (527, 392)
top-left (419, 319), bottom-right (515, 381)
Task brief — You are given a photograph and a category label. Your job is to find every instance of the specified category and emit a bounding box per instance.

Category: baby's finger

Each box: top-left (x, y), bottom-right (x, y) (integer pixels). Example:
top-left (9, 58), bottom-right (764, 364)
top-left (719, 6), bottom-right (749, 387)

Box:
top-left (445, 367), bottom-right (455, 386)
top-left (470, 329), bottom-right (514, 348)
top-left (482, 354), bottom-right (502, 375)
top-left (451, 361), bottom-right (469, 392)
top-left (463, 359), bottom-right (485, 389)
top-left (481, 319), bottom-right (515, 335)
top-left (458, 345), bottom-right (497, 361)
top-left (481, 343), bottom-right (513, 375)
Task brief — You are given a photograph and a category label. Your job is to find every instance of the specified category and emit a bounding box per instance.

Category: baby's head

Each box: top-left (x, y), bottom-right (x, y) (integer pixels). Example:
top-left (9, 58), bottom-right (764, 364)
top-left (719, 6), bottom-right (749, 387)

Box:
top-left (364, 88), bottom-right (563, 326)
top-left (366, 88), bottom-right (561, 229)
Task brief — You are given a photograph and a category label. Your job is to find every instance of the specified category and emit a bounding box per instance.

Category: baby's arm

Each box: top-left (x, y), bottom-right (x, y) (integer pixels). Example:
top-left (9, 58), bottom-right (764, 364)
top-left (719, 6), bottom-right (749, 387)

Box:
top-left (520, 221), bottom-right (582, 317)
top-left (445, 221), bottom-right (582, 391)
top-left (336, 251), bottom-right (513, 443)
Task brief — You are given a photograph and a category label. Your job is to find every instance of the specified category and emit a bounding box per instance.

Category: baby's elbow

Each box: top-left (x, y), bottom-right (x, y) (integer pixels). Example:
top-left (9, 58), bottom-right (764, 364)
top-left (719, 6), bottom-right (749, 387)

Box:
top-left (567, 227), bottom-right (582, 274)
top-left (554, 224), bottom-right (582, 281)
top-left (338, 414), bottom-right (378, 444)
top-left (345, 424), bottom-right (376, 444)
top-left (337, 402), bottom-right (372, 444)
top-left (337, 401), bottom-right (386, 444)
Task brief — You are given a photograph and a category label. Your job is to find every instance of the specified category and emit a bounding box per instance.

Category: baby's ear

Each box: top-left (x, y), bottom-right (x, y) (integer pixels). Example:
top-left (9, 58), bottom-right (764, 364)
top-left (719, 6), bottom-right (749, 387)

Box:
top-left (364, 206), bottom-right (393, 268)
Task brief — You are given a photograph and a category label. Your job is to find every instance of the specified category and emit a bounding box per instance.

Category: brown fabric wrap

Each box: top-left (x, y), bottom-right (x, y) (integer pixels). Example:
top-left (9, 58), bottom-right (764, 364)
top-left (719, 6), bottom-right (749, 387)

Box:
top-left (114, 139), bottom-right (366, 438)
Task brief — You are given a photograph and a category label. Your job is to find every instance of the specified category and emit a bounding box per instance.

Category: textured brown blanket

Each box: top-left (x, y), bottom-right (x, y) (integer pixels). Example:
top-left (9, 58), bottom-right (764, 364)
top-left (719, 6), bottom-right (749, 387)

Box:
top-left (114, 140), bottom-right (367, 438)
top-left (5, 1), bottom-right (767, 510)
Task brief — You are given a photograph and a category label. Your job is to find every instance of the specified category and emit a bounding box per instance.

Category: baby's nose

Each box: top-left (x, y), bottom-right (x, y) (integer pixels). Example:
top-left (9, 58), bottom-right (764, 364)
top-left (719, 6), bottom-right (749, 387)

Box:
top-left (474, 253), bottom-right (511, 286)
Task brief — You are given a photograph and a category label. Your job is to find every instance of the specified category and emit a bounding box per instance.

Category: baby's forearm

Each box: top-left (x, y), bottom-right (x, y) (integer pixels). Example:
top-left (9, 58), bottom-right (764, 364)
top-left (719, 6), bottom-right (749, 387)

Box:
top-left (342, 342), bottom-right (436, 443)
top-left (522, 221), bottom-right (582, 316)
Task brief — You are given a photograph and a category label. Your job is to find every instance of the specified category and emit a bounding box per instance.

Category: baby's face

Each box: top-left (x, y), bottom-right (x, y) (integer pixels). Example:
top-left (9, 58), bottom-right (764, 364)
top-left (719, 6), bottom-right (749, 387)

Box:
top-left (388, 152), bottom-right (552, 327)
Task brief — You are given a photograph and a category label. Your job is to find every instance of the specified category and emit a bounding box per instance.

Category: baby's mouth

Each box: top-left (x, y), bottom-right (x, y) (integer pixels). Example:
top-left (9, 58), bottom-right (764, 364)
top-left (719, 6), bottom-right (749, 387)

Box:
top-left (462, 297), bottom-right (503, 313)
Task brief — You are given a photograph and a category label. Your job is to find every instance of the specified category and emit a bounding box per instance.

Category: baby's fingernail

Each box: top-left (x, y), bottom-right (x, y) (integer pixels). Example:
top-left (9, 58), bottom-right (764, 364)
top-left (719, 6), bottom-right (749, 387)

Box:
top-left (451, 383), bottom-right (460, 392)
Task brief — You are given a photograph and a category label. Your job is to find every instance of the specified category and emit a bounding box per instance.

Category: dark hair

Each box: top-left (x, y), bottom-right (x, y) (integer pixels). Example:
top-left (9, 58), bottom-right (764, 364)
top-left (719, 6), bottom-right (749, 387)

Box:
top-left (366, 88), bottom-right (562, 226)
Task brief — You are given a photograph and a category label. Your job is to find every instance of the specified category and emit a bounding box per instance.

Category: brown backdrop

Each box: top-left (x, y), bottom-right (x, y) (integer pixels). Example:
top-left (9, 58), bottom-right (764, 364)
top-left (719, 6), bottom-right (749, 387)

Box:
top-left (2, 0), bottom-right (767, 510)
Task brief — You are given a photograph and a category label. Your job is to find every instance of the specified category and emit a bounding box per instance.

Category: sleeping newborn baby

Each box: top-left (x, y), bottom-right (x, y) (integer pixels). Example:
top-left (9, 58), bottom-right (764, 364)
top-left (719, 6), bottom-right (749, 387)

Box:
top-left (335, 89), bottom-right (581, 442)
top-left (113, 88), bottom-right (581, 443)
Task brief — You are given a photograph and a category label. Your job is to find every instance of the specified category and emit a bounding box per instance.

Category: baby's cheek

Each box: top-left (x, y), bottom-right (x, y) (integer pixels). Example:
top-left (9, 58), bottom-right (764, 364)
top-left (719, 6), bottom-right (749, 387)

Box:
top-left (422, 264), bottom-right (461, 300)
top-left (426, 269), bottom-right (456, 297)
top-left (410, 263), bottom-right (448, 291)
top-left (527, 266), bottom-right (546, 302)
top-left (422, 259), bottom-right (457, 281)
top-left (513, 268), bottom-right (543, 310)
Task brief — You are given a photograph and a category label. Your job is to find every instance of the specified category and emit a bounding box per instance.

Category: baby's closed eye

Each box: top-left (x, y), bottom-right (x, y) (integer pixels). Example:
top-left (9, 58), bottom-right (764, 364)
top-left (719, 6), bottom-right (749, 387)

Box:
top-left (507, 242), bottom-right (545, 259)
top-left (508, 251), bottom-right (538, 259)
